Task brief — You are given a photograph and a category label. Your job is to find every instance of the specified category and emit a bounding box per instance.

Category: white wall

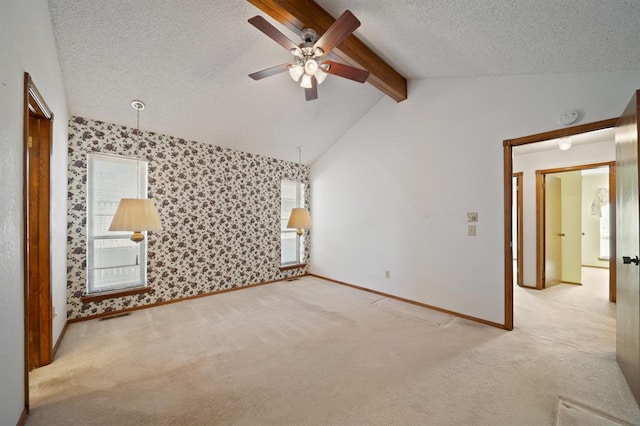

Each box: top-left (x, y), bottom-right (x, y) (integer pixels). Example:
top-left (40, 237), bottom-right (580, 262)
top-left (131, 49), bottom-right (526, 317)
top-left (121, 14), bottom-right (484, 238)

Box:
top-left (0, 0), bottom-right (68, 423)
top-left (514, 141), bottom-right (615, 286)
top-left (311, 71), bottom-right (638, 325)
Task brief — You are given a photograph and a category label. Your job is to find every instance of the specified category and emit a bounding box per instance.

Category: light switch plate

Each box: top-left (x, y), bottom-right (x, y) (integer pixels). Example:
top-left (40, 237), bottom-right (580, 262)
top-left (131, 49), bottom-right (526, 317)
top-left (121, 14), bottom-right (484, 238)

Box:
top-left (467, 212), bottom-right (478, 223)
top-left (468, 224), bottom-right (477, 236)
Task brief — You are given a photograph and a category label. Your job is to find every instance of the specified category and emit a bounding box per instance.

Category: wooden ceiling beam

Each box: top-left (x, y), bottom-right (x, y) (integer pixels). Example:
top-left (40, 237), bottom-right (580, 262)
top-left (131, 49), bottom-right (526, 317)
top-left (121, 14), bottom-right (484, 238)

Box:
top-left (247, 0), bottom-right (408, 102)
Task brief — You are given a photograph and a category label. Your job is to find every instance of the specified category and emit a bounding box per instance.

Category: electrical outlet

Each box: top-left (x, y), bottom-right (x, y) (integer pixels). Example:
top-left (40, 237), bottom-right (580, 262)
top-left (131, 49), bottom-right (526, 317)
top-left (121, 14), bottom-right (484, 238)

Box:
top-left (468, 224), bottom-right (477, 236)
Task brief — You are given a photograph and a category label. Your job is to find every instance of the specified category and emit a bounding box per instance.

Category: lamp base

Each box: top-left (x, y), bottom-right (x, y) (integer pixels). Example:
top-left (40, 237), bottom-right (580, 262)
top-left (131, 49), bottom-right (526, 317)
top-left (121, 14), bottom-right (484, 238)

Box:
top-left (296, 229), bottom-right (304, 236)
top-left (130, 232), bottom-right (145, 243)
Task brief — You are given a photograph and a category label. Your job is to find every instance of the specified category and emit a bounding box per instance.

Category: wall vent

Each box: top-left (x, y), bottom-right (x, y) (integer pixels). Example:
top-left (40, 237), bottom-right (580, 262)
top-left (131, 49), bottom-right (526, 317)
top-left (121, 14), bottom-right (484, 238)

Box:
top-left (99, 312), bottom-right (131, 321)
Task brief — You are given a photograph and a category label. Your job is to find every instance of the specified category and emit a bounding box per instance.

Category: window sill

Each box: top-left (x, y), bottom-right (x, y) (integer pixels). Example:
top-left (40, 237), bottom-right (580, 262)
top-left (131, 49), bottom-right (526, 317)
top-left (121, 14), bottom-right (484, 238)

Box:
top-left (279, 263), bottom-right (307, 271)
top-left (82, 286), bottom-right (152, 303)
top-left (598, 257), bottom-right (610, 261)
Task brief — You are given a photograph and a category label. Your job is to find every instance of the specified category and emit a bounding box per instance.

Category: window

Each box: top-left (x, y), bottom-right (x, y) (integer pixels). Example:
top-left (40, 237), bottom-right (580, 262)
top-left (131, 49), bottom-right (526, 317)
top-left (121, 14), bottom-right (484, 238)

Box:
top-left (599, 203), bottom-right (610, 260)
top-left (281, 180), bottom-right (305, 265)
top-left (87, 154), bottom-right (148, 294)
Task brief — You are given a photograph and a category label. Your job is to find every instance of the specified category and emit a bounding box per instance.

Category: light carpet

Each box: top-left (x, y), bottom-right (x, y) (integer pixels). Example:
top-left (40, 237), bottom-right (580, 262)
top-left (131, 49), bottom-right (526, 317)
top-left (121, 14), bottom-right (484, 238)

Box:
top-left (27, 269), bottom-right (640, 425)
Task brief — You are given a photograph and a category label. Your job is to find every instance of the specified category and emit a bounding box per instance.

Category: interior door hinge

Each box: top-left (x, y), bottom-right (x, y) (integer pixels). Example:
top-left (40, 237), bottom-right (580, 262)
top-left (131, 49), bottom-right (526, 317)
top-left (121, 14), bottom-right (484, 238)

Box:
top-left (28, 136), bottom-right (33, 148)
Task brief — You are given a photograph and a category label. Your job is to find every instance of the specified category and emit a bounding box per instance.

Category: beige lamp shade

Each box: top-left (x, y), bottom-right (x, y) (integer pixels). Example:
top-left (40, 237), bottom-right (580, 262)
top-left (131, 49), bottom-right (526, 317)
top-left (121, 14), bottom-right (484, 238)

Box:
top-left (109, 198), bottom-right (162, 242)
top-left (287, 207), bottom-right (311, 236)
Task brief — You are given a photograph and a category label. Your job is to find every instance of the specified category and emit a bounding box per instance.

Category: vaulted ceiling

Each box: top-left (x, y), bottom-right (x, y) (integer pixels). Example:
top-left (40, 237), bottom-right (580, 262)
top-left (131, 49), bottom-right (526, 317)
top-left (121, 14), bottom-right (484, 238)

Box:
top-left (48, 0), bottom-right (639, 163)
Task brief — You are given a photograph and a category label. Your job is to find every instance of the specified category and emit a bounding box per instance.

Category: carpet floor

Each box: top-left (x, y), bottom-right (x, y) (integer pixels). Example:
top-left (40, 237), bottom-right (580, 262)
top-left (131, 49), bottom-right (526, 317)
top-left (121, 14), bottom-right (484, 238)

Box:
top-left (27, 269), bottom-right (640, 425)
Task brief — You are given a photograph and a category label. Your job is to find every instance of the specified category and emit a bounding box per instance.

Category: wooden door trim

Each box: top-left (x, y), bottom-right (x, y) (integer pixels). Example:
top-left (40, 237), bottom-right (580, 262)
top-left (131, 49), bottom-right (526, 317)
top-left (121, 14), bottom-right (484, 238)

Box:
top-left (503, 144), bottom-right (514, 330)
top-left (503, 118), bottom-right (618, 330)
top-left (534, 161), bottom-right (616, 175)
top-left (536, 171), bottom-right (546, 289)
top-left (608, 164), bottom-right (617, 302)
top-left (512, 172), bottom-right (524, 287)
top-left (23, 72), bottom-right (54, 414)
top-left (506, 118), bottom-right (619, 146)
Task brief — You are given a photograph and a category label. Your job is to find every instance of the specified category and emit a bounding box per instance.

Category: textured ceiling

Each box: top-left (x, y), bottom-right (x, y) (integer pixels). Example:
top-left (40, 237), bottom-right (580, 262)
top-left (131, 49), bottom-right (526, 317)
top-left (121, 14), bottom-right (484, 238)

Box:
top-left (48, 0), bottom-right (640, 164)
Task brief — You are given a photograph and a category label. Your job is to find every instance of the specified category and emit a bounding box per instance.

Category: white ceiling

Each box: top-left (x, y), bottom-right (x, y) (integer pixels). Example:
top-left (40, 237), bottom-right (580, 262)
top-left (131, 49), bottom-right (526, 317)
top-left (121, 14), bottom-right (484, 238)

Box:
top-left (513, 127), bottom-right (615, 156)
top-left (48, 1), bottom-right (640, 164)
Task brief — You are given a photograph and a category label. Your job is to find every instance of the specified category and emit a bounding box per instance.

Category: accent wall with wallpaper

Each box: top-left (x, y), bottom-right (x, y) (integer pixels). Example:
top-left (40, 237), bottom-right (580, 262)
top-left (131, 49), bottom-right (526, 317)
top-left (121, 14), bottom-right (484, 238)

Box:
top-left (67, 116), bottom-right (310, 319)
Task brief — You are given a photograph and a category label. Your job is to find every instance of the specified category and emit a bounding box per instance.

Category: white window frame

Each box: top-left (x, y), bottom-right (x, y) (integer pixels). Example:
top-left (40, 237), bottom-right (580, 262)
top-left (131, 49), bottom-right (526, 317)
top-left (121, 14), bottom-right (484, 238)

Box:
top-left (281, 179), bottom-right (305, 266)
top-left (87, 153), bottom-right (149, 294)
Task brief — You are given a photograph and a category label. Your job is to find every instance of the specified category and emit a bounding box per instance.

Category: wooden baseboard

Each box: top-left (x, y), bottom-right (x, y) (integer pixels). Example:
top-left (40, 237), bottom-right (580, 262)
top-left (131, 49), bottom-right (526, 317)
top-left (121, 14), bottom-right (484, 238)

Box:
top-left (69, 275), bottom-right (306, 323)
top-left (52, 320), bottom-right (69, 359)
top-left (69, 272), bottom-right (505, 328)
top-left (16, 407), bottom-right (28, 426)
top-left (308, 274), bottom-right (506, 330)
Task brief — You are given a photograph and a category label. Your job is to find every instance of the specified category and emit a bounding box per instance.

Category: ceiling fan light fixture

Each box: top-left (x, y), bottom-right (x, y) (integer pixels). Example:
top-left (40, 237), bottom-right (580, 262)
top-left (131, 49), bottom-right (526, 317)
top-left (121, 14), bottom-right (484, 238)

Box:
top-left (313, 47), bottom-right (324, 57)
top-left (290, 47), bottom-right (303, 58)
top-left (304, 59), bottom-right (319, 75)
top-left (288, 64), bottom-right (304, 82)
top-left (315, 68), bottom-right (327, 85)
top-left (300, 74), bottom-right (313, 89)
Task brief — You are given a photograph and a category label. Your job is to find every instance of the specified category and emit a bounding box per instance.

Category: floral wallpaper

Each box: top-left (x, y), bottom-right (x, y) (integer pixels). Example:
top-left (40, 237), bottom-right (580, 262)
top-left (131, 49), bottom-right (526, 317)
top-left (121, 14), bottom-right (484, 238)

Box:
top-left (67, 116), bottom-right (310, 319)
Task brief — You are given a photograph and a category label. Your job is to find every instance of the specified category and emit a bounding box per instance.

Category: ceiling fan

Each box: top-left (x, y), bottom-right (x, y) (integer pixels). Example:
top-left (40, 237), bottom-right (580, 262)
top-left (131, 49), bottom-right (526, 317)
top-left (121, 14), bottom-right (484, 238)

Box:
top-left (248, 10), bottom-right (371, 101)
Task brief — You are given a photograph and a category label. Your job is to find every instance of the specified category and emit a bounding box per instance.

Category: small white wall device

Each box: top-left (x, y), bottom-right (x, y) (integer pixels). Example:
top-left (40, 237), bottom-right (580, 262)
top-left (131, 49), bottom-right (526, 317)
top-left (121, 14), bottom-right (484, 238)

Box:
top-left (558, 110), bottom-right (579, 126)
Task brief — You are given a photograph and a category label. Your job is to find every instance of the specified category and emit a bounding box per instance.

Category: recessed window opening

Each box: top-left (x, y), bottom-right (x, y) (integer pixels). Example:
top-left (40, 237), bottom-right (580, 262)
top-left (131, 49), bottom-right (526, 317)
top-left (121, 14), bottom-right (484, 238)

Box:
top-left (87, 153), bottom-right (148, 294)
top-left (281, 179), bottom-right (305, 265)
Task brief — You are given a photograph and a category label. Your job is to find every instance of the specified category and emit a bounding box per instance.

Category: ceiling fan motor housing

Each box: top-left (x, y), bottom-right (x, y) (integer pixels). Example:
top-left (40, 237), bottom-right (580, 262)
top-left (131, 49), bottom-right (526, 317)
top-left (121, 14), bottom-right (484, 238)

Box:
top-left (300, 28), bottom-right (318, 44)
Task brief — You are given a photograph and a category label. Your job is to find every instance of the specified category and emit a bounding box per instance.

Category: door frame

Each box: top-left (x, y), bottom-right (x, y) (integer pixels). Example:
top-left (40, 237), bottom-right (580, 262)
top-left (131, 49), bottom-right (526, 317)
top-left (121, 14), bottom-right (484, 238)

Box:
top-left (535, 162), bottom-right (616, 292)
top-left (512, 172), bottom-right (524, 287)
top-left (23, 72), bottom-right (54, 412)
top-left (503, 117), bottom-right (618, 330)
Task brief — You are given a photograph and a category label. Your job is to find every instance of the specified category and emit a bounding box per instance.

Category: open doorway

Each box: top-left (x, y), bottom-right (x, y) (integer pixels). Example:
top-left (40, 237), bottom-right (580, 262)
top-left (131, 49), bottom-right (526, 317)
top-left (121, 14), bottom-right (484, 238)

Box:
top-left (532, 164), bottom-right (615, 293)
top-left (502, 118), bottom-right (618, 330)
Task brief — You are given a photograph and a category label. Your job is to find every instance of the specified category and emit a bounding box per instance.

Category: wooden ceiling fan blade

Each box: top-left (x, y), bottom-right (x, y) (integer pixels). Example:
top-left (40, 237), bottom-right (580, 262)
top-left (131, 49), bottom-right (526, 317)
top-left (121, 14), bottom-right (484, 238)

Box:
top-left (305, 76), bottom-right (318, 101)
top-left (314, 10), bottom-right (360, 55)
top-left (248, 16), bottom-right (299, 52)
top-left (323, 61), bottom-right (370, 83)
top-left (249, 63), bottom-right (290, 80)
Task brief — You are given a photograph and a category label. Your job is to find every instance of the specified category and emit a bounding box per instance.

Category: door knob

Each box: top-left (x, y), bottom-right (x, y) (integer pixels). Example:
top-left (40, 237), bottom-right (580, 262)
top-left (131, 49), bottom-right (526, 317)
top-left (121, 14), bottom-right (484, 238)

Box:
top-left (622, 256), bottom-right (639, 265)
